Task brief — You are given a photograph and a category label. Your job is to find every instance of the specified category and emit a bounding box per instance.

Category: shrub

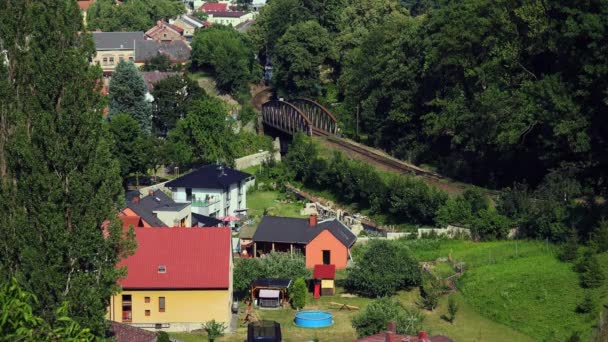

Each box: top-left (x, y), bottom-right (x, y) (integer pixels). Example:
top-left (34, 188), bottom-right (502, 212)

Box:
top-left (345, 240), bottom-right (421, 297)
top-left (156, 331), bottom-right (171, 342)
top-left (446, 296), bottom-right (458, 323)
top-left (471, 208), bottom-right (511, 240)
top-left (352, 298), bottom-right (424, 337)
top-left (290, 278), bottom-right (307, 309)
top-left (233, 253), bottom-right (311, 295)
top-left (203, 320), bottom-right (227, 342)
top-left (576, 292), bottom-right (596, 314)
top-left (578, 254), bottom-right (605, 288)
top-left (418, 276), bottom-right (442, 311)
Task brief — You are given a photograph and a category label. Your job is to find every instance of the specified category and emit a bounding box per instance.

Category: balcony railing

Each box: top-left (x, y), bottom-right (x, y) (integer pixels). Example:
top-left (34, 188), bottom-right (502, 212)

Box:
top-left (191, 199), bottom-right (220, 207)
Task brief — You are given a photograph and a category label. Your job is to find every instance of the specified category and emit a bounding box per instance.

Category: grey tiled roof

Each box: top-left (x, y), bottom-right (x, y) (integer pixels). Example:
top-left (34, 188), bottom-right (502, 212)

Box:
top-left (127, 190), bottom-right (178, 227)
top-left (252, 217), bottom-right (357, 247)
top-left (93, 32), bottom-right (145, 50)
top-left (135, 40), bottom-right (191, 62)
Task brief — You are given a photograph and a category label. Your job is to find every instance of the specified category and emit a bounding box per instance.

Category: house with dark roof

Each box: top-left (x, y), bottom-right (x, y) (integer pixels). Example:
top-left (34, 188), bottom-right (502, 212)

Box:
top-left (134, 40), bottom-right (192, 65)
top-left (92, 32), bottom-right (145, 74)
top-left (141, 71), bottom-right (181, 91)
top-left (165, 165), bottom-right (253, 218)
top-left (251, 215), bottom-right (357, 269)
top-left (121, 189), bottom-right (192, 227)
top-left (108, 227), bottom-right (233, 332)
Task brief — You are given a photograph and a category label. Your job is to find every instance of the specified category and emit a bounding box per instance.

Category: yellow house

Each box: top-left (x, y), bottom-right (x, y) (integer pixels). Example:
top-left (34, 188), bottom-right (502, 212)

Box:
top-left (108, 227), bottom-right (233, 332)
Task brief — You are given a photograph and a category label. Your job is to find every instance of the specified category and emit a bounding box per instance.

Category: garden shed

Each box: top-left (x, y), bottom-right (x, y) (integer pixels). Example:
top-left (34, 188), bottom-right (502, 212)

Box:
top-left (313, 264), bottom-right (336, 297)
top-left (251, 278), bottom-right (292, 308)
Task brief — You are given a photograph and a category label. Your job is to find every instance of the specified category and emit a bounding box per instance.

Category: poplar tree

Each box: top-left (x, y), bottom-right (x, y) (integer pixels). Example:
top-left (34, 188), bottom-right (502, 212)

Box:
top-left (109, 60), bottom-right (153, 132)
top-left (0, 0), bottom-right (134, 336)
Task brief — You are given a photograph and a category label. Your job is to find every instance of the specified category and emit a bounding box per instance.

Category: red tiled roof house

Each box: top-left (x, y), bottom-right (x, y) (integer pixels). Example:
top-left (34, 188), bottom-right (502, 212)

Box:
top-left (107, 227), bottom-right (233, 332)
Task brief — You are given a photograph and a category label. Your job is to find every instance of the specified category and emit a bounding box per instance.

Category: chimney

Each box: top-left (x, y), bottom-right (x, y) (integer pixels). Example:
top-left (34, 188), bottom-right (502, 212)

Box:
top-left (133, 195), bottom-right (140, 203)
top-left (417, 331), bottom-right (430, 342)
top-left (148, 189), bottom-right (155, 197)
top-left (385, 330), bottom-right (395, 342)
top-left (387, 321), bottom-right (396, 333)
top-left (309, 214), bottom-right (317, 227)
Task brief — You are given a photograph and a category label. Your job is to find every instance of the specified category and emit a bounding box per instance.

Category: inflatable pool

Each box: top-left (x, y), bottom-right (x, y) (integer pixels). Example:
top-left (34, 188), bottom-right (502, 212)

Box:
top-left (294, 310), bottom-right (333, 328)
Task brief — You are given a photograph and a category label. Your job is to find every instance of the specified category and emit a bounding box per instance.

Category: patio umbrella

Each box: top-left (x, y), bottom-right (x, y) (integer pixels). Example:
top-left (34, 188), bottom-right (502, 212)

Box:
top-left (220, 215), bottom-right (241, 222)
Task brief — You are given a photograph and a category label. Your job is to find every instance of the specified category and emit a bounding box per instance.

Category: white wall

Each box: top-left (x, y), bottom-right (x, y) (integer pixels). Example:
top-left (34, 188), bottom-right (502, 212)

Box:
top-left (169, 181), bottom-right (248, 218)
top-left (153, 205), bottom-right (192, 227)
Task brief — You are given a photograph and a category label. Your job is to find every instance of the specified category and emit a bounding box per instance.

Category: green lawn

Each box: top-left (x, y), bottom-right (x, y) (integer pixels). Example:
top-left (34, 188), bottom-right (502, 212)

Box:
top-left (246, 190), bottom-right (306, 219)
top-left (395, 239), bottom-right (607, 341)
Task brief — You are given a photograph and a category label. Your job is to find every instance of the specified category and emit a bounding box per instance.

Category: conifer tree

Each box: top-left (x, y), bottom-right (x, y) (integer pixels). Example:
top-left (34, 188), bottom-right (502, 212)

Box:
top-left (0, 0), bottom-right (134, 336)
top-left (109, 60), bottom-right (153, 132)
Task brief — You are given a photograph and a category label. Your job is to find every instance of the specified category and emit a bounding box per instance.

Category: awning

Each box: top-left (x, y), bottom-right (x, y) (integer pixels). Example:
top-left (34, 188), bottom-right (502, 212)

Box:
top-left (259, 289), bottom-right (280, 298)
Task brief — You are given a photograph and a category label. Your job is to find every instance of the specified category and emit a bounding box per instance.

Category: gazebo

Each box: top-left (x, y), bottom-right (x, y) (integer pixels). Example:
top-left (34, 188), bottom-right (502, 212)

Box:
top-left (250, 278), bottom-right (292, 308)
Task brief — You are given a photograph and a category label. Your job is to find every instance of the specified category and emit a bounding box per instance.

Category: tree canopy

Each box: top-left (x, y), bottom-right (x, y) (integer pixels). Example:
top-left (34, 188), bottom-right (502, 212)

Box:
top-left (87, 0), bottom-right (185, 32)
top-left (0, 0), bottom-right (134, 335)
top-left (109, 61), bottom-right (153, 132)
top-left (151, 74), bottom-right (205, 136)
top-left (191, 25), bottom-right (260, 96)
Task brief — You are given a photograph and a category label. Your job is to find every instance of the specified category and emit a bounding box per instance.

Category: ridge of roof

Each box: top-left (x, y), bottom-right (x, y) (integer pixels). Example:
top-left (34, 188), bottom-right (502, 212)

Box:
top-left (252, 216), bottom-right (357, 247)
top-left (165, 164), bottom-right (252, 189)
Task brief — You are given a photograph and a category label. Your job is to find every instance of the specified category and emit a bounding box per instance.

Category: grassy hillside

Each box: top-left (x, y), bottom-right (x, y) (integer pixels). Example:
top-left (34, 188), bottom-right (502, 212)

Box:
top-left (398, 239), bottom-right (606, 341)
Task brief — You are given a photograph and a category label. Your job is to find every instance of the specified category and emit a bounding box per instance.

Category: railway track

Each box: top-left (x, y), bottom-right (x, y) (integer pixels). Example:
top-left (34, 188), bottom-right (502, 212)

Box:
top-left (312, 130), bottom-right (444, 180)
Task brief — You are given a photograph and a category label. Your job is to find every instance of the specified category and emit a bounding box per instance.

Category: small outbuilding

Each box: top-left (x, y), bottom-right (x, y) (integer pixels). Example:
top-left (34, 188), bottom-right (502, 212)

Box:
top-left (251, 278), bottom-right (292, 308)
top-left (313, 264), bottom-right (336, 297)
top-left (247, 320), bottom-right (282, 342)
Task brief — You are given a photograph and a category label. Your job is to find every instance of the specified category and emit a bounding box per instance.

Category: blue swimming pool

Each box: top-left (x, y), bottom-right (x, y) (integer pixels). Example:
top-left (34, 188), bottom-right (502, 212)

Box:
top-left (294, 310), bottom-right (333, 328)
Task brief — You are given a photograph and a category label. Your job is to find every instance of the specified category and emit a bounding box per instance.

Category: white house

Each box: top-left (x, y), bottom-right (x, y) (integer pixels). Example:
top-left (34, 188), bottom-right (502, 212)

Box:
top-left (207, 11), bottom-right (255, 26)
top-left (165, 165), bottom-right (253, 218)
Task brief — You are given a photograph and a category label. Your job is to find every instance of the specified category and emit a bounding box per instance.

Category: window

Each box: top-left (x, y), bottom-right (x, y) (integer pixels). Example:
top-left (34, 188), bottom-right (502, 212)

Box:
top-left (121, 295), bottom-right (132, 322)
top-left (158, 265), bottom-right (166, 273)
top-left (186, 188), bottom-right (192, 201)
top-left (109, 57), bottom-right (114, 64)
top-left (145, 310), bottom-right (150, 316)
top-left (145, 296), bottom-right (150, 303)
top-left (159, 297), bottom-right (165, 312)
top-left (322, 250), bottom-right (331, 265)
top-left (119, 56), bottom-right (124, 62)
top-left (102, 57), bottom-right (108, 64)
top-left (128, 56), bottom-right (134, 61)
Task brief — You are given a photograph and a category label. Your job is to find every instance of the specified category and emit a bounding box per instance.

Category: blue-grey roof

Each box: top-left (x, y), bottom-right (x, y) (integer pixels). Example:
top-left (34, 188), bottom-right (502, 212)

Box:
top-left (93, 32), bottom-right (144, 50)
top-left (127, 190), bottom-right (180, 226)
top-left (166, 165), bottom-right (252, 189)
top-left (192, 213), bottom-right (223, 227)
top-left (252, 217), bottom-right (357, 247)
top-left (135, 40), bottom-right (191, 62)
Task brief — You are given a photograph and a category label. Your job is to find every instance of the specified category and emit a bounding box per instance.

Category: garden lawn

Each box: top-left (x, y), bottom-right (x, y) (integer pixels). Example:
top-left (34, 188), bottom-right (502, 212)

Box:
top-left (246, 190), bottom-right (306, 219)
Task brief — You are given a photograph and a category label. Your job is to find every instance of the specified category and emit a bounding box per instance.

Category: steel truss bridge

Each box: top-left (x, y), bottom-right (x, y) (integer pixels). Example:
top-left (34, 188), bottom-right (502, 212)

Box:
top-left (261, 98), bottom-right (338, 136)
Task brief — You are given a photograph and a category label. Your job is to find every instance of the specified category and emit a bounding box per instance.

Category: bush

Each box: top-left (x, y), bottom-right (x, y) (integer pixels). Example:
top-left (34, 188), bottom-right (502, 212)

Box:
top-left (156, 331), bottom-right (171, 342)
top-left (290, 278), bottom-right (307, 309)
top-left (351, 298), bottom-right (424, 337)
top-left (233, 252), bottom-right (311, 294)
top-left (345, 240), bottom-right (421, 297)
top-left (446, 296), bottom-right (458, 323)
top-left (578, 253), bottom-right (605, 288)
top-left (418, 276), bottom-right (442, 311)
top-left (576, 292), bottom-right (596, 314)
top-left (471, 208), bottom-right (511, 240)
top-left (203, 320), bottom-right (227, 342)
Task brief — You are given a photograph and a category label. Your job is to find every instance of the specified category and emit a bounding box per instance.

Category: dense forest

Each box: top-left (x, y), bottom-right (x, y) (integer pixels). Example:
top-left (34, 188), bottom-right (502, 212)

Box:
top-left (251, 0), bottom-right (608, 191)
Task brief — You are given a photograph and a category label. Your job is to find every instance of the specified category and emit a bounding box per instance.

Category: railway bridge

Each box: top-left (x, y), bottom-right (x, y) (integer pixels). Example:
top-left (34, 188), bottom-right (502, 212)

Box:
top-left (261, 98), bottom-right (338, 136)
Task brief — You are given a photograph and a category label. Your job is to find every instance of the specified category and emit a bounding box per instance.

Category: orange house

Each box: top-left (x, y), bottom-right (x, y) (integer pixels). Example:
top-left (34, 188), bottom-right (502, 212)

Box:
top-left (251, 216), bottom-right (357, 269)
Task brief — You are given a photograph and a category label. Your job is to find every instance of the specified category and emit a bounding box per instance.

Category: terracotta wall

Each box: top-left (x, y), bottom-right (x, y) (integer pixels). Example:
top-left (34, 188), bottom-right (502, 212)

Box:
top-left (305, 229), bottom-right (348, 269)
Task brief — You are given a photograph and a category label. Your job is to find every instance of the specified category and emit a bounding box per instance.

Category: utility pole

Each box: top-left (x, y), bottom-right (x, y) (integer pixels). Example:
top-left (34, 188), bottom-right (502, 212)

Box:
top-left (356, 103), bottom-right (360, 139)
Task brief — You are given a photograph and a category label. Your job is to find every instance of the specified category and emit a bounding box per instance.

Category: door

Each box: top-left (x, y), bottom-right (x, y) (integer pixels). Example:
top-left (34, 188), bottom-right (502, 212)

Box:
top-left (314, 283), bottom-right (320, 299)
top-left (322, 250), bottom-right (331, 265)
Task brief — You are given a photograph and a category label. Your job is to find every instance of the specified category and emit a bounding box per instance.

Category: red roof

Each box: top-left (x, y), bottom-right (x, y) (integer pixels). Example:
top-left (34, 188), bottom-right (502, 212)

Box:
top-left (118, 228), bottom-right (231, 289)
top-left (78, 0), bottom-right (95, 11)
top-left (199, 3), bottom-right (227, 12)
top-left (120, 216), bottom-right (143, 229)
top-left (313, 264), bottom-right (336, 279)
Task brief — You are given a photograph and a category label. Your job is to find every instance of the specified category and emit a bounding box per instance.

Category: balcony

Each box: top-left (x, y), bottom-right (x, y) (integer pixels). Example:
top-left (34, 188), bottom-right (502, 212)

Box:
top-left (191, 199), bottom-right (220, 207)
